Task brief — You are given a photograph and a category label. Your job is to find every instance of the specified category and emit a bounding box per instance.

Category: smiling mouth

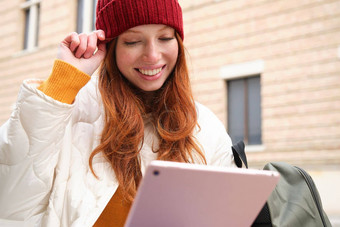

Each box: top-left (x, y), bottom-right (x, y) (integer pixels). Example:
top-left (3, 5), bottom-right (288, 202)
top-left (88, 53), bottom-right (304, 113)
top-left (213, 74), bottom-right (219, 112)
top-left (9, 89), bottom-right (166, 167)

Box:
top-left (136, 66), bottom-right (165, 76)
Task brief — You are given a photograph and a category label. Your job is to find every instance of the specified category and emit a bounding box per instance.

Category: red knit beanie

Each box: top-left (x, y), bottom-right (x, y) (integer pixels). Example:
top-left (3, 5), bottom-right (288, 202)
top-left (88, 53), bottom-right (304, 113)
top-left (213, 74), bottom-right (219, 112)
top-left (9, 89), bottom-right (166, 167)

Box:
top-left (96, 0), bottom-right (184, 42)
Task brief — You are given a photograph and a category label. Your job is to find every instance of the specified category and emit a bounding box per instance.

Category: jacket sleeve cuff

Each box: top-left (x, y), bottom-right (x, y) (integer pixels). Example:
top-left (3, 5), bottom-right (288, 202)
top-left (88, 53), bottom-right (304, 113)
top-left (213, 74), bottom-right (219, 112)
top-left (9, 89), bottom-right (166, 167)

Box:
top-left (37, 59), bottom-right (91, 104)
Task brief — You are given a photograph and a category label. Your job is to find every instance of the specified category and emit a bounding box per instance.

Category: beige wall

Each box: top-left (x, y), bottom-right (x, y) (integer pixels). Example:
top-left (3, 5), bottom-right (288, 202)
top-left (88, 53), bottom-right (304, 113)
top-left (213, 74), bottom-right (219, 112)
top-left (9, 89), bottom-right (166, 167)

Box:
top-left (0, 0), bottom-right (76, 123)
top-left (180, 0), bottom-right (340, 165)
top-left (179, 0), bottom-right (340, 222)
top-left (0, 0), bottom-right (339, 223)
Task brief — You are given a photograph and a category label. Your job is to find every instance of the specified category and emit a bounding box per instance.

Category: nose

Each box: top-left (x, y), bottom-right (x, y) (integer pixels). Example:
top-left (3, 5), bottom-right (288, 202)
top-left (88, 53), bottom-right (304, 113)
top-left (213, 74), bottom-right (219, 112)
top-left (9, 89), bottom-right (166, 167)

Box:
top-left (142, 40), bottom-right (161, 63)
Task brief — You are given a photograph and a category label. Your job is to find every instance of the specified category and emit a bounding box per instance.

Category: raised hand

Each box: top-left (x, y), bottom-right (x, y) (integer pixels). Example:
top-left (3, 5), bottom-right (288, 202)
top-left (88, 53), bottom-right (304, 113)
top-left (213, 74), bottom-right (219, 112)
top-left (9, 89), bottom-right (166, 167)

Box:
top-left (57, 30), bottom-right (107, 76)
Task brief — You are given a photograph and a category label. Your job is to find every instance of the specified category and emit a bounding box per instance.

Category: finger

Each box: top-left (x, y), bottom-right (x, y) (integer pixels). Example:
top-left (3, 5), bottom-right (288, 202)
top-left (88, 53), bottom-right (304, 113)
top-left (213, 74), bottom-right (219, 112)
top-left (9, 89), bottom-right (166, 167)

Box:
top-left (94, 30), bottom-right (105, 41)
top-left (63, 32), bottom-right (77, 43)
top-left (69, 33), bottom-right (81, 52)
top-left (95, 31), bottom-right (107, 54)
top-left (75, 33), bottom-right (88, 58)
top-left (62, 32), bottom-right (80, 51)
top-left (83, 33), bottom-right (98, 59)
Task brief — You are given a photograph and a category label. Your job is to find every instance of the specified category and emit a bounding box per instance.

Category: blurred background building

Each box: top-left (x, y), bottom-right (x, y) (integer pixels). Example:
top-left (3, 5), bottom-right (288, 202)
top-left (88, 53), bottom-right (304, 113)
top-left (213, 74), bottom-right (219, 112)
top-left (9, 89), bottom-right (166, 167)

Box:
top-left (0, 0), bottom-right (339, 225)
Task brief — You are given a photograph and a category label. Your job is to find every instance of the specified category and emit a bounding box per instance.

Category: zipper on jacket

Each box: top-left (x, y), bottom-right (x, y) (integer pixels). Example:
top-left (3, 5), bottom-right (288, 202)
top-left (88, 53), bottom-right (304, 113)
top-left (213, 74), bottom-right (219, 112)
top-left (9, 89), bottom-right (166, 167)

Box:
top-left (294, 166), bottom-right (328, 227)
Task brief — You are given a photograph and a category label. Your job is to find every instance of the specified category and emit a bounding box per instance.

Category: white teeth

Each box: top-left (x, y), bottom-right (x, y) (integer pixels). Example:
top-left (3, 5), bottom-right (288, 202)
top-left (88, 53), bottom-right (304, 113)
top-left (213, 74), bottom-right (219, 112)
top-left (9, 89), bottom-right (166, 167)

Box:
top-left (139, 67), bottom-right (162, 76)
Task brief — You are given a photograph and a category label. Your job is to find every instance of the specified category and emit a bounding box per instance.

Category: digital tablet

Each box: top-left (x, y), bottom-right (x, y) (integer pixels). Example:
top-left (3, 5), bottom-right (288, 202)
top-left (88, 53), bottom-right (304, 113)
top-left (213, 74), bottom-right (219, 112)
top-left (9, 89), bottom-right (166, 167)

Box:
top-left (125, 160), bottom-right (280, 227)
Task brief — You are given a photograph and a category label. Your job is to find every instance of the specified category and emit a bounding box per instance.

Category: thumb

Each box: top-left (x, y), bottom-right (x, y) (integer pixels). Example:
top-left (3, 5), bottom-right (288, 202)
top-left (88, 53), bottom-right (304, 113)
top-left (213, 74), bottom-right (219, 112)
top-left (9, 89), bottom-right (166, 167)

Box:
top-left (92, 43), bottom-right (107, 63)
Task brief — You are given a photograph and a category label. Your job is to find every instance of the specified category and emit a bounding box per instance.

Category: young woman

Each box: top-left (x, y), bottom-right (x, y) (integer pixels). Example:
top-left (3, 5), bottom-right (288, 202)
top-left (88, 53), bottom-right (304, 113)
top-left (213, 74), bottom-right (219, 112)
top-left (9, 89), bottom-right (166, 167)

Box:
top-left (0, 0), bottom-right (235, 226)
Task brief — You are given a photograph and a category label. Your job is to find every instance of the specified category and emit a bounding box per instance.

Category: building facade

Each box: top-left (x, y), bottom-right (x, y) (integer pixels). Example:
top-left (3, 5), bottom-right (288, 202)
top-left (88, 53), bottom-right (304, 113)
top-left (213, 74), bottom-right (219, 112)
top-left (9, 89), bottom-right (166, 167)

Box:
top-left (181, 0), bottom-right (340, 223)
top-left (0, 0), bottom-right (339, 224)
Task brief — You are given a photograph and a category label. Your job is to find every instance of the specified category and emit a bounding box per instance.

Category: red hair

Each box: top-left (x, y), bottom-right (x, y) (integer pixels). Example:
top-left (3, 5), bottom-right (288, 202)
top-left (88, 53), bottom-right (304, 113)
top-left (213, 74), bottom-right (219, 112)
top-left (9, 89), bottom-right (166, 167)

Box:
top-left (89, 33), bottom-right (206, 202)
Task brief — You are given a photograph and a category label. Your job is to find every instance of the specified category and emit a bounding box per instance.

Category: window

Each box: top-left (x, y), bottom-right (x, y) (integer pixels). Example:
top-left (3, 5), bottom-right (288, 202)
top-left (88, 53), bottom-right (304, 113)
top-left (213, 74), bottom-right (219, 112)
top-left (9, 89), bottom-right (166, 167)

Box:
top-left (77, 0), bottom-right (97, 33)
top-left (227, 76), bottom-right (262, 145)
top-left (220, 60), bottom-right (264, 147)
top-left (21, 0), bottom-right (41, 50)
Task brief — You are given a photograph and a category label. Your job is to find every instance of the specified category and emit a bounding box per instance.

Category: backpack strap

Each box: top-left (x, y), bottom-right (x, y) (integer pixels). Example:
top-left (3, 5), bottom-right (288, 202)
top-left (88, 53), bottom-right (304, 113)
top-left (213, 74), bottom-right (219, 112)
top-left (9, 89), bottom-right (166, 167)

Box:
top-left (231, 141), bottom-right (248, 168)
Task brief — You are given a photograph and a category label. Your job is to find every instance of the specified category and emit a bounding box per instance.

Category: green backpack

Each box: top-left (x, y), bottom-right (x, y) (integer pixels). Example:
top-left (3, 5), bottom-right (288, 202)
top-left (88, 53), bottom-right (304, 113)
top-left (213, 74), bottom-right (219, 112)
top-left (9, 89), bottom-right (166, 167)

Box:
top-left (232, 141), bottom-right (332, 227)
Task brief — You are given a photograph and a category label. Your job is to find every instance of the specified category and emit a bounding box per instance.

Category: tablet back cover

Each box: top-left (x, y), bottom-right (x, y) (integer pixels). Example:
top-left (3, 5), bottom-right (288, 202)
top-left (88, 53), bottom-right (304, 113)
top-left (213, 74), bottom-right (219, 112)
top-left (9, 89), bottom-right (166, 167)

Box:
top-left (125, 161), bottom-right (279, 227)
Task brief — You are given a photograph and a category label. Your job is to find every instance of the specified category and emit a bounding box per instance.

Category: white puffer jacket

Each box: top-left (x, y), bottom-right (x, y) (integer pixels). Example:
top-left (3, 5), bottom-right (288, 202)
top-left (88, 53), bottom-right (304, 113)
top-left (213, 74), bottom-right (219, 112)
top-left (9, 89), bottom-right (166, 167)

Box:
top-left (0, 76), bottom-right (234, 227)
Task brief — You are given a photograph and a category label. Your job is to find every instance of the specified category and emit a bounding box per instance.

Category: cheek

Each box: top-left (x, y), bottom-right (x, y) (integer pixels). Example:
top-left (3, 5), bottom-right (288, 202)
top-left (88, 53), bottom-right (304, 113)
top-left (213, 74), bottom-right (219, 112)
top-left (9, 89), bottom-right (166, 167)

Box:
top-left (169, 45), bottom-right (179, 66)
top-left (116, 51), bottom-right (134, 73)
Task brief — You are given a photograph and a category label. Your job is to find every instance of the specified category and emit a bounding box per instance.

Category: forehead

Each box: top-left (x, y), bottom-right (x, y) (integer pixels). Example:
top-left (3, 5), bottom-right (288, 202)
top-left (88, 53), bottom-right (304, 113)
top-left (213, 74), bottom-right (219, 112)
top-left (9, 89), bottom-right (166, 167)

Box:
top-left (122, 24), bottom-right (175, 35)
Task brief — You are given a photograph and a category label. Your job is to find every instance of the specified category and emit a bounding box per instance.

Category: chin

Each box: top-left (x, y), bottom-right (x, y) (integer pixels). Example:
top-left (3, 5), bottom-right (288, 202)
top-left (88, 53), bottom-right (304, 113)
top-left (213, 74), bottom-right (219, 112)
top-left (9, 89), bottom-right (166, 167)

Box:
top-left (139, 86), bottom-right (162, 92)
top-left (137, 83), bottom-right (165, 92)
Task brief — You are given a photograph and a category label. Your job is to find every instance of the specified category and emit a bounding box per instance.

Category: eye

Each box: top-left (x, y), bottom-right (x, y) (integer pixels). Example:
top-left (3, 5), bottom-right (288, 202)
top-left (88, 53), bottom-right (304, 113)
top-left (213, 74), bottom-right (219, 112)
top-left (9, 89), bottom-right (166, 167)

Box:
top-left (124, 41), bottom-right (140, 46)
top-left (159, 37), bottom-right (175, 42)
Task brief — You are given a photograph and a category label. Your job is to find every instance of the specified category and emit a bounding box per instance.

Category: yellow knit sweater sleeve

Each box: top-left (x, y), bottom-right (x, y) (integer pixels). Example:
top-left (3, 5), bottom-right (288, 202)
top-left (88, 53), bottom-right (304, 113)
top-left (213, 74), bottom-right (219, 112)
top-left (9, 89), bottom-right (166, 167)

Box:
top-left (38, 60), bottom-right (91, 104)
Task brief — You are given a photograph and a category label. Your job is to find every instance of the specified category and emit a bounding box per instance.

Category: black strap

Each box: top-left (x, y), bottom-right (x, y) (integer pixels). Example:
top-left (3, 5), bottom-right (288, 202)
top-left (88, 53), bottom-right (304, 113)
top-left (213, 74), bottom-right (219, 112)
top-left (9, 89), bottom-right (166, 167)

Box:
top-left (231, 141), bottom-right (248, 168)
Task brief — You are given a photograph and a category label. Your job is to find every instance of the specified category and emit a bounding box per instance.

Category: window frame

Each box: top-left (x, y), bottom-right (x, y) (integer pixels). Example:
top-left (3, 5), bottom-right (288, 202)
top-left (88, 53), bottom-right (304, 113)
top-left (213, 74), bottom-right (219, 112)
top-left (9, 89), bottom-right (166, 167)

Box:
top-left (21, 0), bottom-right (41, 51)
top-left (77, 0), bottom-right (97, 34)
top-left (220, 60), bottom-right (265, 152)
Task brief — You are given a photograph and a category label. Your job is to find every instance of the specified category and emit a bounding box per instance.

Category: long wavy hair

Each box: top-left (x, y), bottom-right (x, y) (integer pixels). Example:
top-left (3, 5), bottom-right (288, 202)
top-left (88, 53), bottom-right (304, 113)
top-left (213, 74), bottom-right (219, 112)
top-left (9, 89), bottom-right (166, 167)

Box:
top-left (89, 33), bottom-right (206, 203)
